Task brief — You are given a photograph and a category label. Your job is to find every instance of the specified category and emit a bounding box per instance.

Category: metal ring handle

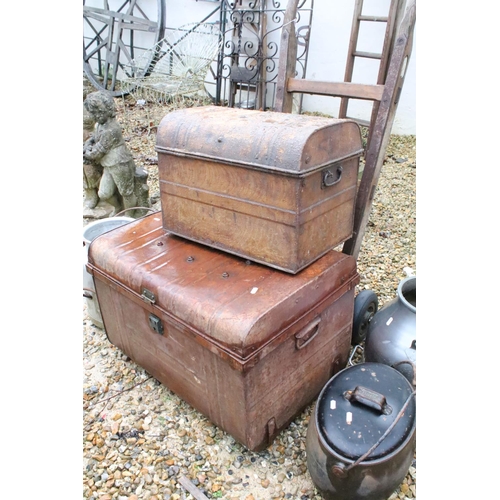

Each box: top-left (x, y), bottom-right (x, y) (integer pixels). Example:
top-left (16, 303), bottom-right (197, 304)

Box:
top-left (322, 165), bottom-right (343, 188)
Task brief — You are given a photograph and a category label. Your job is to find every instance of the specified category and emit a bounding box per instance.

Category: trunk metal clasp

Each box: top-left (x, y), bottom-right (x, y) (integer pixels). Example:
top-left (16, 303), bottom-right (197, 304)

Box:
top-left (141, 288), bottom-right (156, 305)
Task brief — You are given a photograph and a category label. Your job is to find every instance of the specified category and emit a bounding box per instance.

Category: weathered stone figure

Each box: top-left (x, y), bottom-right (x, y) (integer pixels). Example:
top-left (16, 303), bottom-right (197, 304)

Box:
top-left (83, 91), bottom-right (144, 217)
top-left (83, 102), bottom-right (102, 209)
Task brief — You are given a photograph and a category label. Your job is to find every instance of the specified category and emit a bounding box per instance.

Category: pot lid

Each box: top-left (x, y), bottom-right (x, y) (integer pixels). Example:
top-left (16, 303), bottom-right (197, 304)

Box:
top-left (316, 362), bottom-right (415, 461)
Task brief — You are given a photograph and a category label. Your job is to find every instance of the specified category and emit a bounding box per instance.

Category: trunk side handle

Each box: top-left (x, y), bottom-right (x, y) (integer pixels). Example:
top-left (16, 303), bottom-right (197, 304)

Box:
top-left (295, 317), bottom-right (321, 350)
top-left (322, 164), bottom-right (343, 188)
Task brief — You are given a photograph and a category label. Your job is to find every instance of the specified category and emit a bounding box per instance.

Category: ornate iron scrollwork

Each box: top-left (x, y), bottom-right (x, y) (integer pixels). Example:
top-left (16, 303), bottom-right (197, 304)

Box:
top-left (215, 0), bottom-right (314, 111)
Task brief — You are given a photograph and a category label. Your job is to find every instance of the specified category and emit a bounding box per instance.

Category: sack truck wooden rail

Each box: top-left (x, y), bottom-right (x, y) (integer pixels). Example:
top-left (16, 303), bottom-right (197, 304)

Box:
top-left (274, 0), bottom-right (416, 261)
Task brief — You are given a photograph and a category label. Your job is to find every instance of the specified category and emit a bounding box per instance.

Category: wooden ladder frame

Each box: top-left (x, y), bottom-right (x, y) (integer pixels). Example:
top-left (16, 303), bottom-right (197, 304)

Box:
top-left (274, 0), bottom-right (416, 261)
top-left (339, 0), bottom-right (401, 124)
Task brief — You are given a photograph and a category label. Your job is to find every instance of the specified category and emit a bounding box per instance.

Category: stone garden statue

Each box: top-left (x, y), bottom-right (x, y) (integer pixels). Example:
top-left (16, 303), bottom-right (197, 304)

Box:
top-left (83, 100), bottom-right (101, 209)
top-left (83, 91), bottom-right (150, 218)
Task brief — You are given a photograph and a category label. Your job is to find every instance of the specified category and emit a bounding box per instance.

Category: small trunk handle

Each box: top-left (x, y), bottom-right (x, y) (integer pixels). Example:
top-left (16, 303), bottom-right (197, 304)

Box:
top-left (322, 165), bottom-right (343, 188)
top-left (295, 317), bottom-right (321, 350)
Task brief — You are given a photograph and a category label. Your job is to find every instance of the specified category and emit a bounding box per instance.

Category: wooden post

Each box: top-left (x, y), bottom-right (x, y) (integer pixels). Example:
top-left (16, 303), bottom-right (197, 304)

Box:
top-left (273, 0), bottom-right (300, 113)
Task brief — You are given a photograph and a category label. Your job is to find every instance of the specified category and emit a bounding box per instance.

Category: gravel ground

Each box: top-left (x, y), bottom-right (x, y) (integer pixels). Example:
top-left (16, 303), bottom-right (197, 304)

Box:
top-left (83, 88), bottom-right (416, 500)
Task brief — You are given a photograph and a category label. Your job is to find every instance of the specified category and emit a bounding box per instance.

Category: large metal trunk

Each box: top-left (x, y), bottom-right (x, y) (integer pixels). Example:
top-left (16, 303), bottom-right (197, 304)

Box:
top-left (156, 106), bottom-right (363, 274)
top-left (87, 214), bottom-right (359, 451)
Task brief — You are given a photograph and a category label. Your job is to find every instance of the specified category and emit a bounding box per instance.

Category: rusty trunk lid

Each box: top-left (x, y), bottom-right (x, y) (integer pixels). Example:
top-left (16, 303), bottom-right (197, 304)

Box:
top-left (87, 214), bottom-right (359, 366)
top-left (155, 106), bottom-right (363, 175)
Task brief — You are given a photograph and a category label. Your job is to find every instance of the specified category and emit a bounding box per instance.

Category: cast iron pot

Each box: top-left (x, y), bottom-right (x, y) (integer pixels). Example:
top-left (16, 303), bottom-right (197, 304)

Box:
top-left (364, 276), bottom-right (416, 385)
top-left (306, 362), bottom-right (416, 500)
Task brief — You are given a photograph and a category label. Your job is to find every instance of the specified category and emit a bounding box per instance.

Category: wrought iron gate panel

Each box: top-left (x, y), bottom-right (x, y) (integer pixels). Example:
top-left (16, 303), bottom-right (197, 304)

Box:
top-left (215, 0), bottom-right (314, 111)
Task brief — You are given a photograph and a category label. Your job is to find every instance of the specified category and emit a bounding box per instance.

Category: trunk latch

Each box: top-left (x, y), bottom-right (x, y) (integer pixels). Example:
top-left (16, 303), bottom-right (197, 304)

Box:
top-left (148, 314), bottom-right (164, 335)
top-left (141, 288), bottom-right (156, 305)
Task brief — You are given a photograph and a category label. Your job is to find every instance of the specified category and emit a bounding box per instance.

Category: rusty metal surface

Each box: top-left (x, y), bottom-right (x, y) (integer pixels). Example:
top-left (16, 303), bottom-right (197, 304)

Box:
top-left (87, 214), bottom-right (359, 451)
top-left (87, 213), bottom-right (359, 360)
top-left (155, 106), bottom-right (363, 273)
top-left (156, 106), bottom-right (363, 174)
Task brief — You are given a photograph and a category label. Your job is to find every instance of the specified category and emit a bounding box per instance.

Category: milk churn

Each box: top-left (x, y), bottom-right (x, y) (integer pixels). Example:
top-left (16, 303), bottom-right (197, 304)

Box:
top-left (83, 217), bottom-right (134, 328)
top-left (364, 276), bottom-right (416, 385)
top-left (306, 362), bottom-right (416, 500)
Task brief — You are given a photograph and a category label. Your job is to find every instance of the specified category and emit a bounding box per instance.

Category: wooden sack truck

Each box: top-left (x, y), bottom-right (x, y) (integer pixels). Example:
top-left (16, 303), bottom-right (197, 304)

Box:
top-left (275, 0), bottom-right (417, 261)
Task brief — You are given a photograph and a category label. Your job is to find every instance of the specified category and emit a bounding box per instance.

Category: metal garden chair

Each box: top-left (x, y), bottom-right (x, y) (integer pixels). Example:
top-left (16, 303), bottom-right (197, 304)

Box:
top-left (121, 22), bottom-right (222, 103)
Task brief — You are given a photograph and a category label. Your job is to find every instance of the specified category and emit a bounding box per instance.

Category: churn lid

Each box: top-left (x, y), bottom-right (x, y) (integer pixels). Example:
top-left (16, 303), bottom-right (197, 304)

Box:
top-left (316, 362), bottom-right (416, 461)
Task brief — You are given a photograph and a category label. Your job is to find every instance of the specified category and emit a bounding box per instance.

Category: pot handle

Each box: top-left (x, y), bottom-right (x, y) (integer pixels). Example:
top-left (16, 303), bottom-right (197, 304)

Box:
top-left (344, 386), bottom-right (392, 415)
top-left (113, 206), bottom-right (158, 217)
top-left (343, 389), bottom-right (416, 474)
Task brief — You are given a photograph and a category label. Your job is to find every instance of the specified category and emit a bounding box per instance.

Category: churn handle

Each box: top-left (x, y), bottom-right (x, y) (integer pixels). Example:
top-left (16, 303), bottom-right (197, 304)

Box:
top-left (344, 385), bottom-right (392, 415)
